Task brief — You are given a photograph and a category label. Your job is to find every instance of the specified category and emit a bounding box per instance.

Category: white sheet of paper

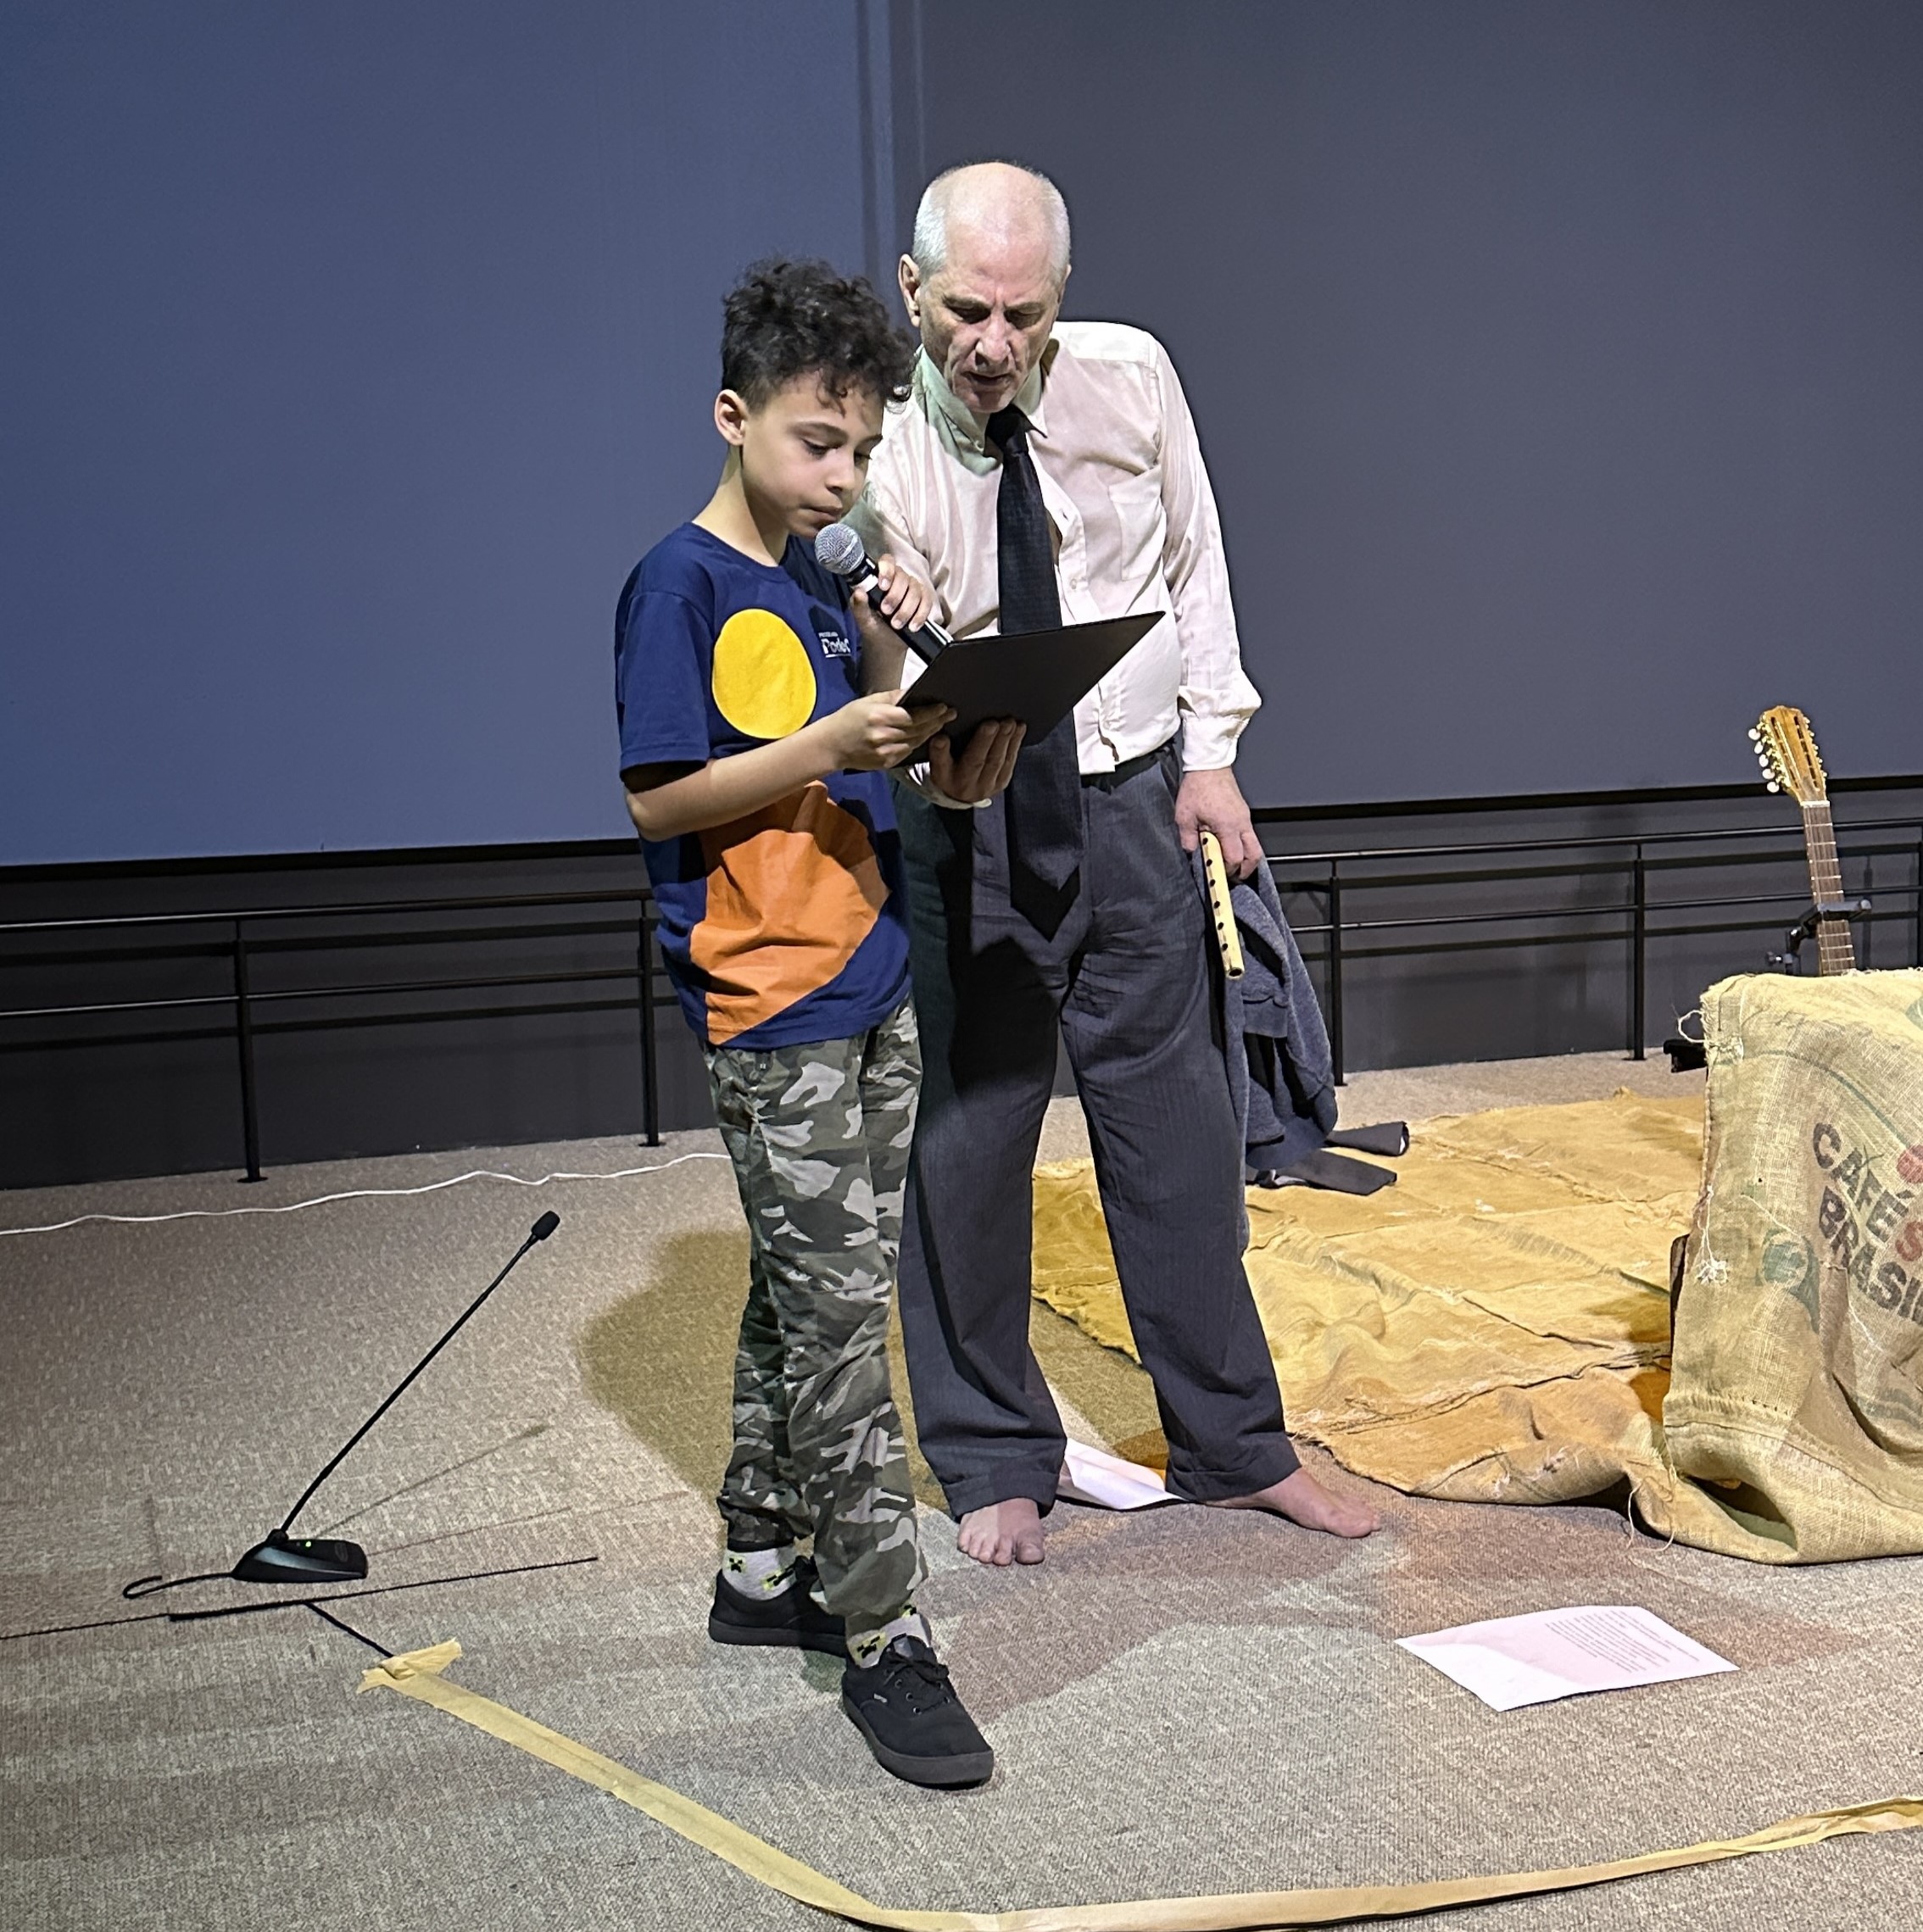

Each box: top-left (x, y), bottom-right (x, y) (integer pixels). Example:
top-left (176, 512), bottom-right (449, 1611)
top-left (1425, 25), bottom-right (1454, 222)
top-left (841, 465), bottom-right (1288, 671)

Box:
top-left (1058, 1439), bottom-right (1173, 1511)
top-left (1396, 1605), bottom-right (1736, 1711)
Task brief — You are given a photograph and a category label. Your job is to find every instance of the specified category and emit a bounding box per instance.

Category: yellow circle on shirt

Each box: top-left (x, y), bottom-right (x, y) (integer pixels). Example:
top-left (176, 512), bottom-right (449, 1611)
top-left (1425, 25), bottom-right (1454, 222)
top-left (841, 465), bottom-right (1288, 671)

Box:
top-left (711, 609), bottom-right (817, 740)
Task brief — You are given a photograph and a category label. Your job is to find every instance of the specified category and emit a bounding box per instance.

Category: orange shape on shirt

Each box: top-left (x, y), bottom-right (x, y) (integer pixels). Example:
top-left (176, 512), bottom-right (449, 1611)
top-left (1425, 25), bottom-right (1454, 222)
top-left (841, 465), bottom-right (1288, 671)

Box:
top-left (691, 782), bottom-right (887, 1044)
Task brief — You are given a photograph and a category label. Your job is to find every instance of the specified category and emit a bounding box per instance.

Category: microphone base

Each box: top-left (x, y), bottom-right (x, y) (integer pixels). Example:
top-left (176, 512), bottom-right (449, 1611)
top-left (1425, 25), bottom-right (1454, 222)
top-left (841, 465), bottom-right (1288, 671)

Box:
top-left (231, 1530), bottom-right (369, 1585)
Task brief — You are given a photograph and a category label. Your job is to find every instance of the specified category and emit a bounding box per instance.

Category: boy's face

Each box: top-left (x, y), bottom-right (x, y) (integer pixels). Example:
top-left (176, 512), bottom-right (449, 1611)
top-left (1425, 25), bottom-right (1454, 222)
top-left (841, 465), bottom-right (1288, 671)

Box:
top-left (718, 376), bottom-right (886, 540)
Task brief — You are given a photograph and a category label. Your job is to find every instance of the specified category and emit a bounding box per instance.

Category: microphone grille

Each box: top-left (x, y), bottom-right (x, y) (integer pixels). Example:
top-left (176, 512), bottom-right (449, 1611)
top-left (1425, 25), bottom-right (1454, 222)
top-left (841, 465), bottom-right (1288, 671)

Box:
top-left (814, 522), bottom-right (865, 576)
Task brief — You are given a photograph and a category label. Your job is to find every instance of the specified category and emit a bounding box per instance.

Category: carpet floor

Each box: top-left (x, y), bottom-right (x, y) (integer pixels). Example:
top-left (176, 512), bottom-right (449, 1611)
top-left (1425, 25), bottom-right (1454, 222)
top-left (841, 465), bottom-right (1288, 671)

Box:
top-left (3, 1053), bottom-right (1920, 1930)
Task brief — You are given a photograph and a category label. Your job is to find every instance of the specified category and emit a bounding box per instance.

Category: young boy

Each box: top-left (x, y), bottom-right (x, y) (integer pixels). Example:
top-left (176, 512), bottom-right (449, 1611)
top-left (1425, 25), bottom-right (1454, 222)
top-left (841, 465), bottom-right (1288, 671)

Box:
top-left (613, 259), bottom-right (993, 1788)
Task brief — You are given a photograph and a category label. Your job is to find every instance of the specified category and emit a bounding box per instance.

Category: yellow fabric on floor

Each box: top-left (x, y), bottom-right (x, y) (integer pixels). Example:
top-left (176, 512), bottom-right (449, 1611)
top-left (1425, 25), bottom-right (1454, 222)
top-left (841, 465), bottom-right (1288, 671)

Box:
top-left (362, 1641), bottom-right (1923, 1930)
top-left (1032, 1090), bottom-right (1770, 1552)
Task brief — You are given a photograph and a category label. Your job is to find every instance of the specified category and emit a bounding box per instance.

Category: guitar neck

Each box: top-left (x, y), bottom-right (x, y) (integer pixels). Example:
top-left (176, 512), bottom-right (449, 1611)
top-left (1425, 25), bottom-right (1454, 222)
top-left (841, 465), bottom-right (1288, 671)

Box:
top-left (1800, 800), bottom-right (1856, 975)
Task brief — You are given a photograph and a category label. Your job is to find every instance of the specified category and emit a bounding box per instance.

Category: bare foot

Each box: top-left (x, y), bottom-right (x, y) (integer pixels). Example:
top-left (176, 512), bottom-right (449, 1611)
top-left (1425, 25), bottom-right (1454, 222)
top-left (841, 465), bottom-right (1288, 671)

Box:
top-left (1209, 1467), bottom-right (1380, 1538)
top-left (956, 1497), bottom-right (1047, 1567)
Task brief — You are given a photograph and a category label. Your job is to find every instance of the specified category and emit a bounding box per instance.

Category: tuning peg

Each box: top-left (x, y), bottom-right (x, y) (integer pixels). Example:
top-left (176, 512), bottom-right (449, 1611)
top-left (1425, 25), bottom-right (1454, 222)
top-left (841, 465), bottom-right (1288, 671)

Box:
top-left (1747, 727), bottom-right (1761, 742)
top-left (1766, 781), bottom-right (1780, 793)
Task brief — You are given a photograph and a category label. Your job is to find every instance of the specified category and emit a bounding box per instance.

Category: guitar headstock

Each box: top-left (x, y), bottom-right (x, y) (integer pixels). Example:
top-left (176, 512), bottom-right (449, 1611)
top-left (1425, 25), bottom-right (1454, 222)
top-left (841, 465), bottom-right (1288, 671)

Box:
top-left (1750, 706), bottom-right (1828, 805)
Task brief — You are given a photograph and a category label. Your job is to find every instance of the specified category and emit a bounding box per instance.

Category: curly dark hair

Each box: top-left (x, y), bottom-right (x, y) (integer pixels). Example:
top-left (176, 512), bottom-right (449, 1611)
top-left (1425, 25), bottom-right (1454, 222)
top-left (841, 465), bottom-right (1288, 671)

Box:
top-left (721, 259), bottom-right (915, 409)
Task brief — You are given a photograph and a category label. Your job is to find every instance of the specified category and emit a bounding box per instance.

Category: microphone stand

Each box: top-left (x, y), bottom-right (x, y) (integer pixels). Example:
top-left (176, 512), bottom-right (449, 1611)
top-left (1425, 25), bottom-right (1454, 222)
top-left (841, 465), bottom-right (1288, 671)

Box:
top-left (231, 1211), bottom-right (561, 1585)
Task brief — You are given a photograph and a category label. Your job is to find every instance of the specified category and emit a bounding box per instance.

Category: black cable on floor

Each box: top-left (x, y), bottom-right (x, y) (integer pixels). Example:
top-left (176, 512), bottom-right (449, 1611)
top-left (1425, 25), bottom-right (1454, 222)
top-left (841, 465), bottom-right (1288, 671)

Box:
top-left (163, 1552), bottom-right (599, 1624)
top-left (1, 1606), bottom-right (181, 1643)
top-left (121, 1568), bottom-right (232, 1600)
top-left (1, 1551), bottom-right (597, 1645)
top-left (305, 1602), bottom-right (393, 1657)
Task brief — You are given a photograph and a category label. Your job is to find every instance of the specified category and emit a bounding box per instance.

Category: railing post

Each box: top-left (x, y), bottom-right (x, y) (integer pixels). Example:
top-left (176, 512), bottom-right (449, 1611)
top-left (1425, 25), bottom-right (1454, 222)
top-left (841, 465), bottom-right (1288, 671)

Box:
top-left (637, 902), bottom-right (661, 1147)
top-left (232, 919), bottom-right (263, 1182)
top-left (1630, 843), bottom-right (1647, 1061)
top-left (1328, 860), bottom-right (1345, 1088)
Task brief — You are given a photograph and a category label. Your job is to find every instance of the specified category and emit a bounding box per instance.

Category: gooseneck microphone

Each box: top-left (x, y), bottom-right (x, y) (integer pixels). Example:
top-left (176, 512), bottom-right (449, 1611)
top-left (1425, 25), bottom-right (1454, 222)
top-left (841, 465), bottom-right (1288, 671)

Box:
top-left (226, 1211), bottom-right (563, 1586)
top-left (815, 522), bottom-right (951, 665)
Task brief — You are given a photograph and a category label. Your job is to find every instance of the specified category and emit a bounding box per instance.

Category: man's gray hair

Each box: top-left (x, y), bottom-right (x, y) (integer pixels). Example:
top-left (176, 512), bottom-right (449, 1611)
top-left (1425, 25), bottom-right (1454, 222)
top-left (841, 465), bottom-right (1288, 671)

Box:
top-left (910, 163), bottom-right (1072, 283)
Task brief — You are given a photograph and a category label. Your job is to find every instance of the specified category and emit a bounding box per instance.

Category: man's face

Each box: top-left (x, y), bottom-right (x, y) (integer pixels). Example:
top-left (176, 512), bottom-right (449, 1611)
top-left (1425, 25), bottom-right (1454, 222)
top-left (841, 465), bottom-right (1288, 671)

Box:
top-left (726, 376), bottom-right (885, 539)
top-left (900, 222), bottom-right (1064, 418)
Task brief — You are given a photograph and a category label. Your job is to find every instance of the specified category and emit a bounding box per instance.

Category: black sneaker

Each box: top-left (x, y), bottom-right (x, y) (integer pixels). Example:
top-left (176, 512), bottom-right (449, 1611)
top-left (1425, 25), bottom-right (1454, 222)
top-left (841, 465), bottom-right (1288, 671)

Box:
top-left (840, 1636), bottom-right (994, 1788)
top-left (707, 1555), bottom-right (847, 1657)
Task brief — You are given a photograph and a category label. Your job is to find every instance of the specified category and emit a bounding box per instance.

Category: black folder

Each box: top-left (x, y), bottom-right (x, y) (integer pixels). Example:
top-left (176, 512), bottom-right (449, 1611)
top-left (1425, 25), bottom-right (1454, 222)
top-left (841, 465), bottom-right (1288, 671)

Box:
top-left (905, 611), bottom-right (1163, 740)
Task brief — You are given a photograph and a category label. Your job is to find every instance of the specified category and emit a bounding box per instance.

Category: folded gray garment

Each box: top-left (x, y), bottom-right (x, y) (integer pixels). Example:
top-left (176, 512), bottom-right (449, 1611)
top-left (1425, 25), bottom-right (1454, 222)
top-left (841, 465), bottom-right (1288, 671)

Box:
top-left (1251, 1149), bottom-right (1397, 1196)
top-left (1201, 852), bottom-right (1336, 1172)
top-left (1196, 850), bottom-right (1410, 1194)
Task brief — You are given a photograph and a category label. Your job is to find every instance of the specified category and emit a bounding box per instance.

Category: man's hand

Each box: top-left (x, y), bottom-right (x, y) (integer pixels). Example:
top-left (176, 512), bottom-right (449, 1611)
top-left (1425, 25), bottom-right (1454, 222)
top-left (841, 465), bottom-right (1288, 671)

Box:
top-left (1175, 766), bottom-right (1262, 879)
top-left (856, 556), bottom-right (934, 636)
top-left (928, 718), bottom-right (1025, 804)
top-left (819, 690), bottom-right (953, 771)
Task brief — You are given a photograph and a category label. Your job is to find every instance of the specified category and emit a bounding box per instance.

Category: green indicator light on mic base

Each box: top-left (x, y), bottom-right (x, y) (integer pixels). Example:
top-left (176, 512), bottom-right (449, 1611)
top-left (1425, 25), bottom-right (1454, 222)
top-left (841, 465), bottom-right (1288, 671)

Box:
top-left (231, 1528), bottom-right (369, 1584)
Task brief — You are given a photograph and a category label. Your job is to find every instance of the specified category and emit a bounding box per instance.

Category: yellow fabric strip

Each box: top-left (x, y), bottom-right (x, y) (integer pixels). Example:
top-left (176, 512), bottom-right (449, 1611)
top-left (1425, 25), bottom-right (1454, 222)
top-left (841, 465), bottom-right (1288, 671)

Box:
top-left (360, 1640), bottom-right (1923, 1932)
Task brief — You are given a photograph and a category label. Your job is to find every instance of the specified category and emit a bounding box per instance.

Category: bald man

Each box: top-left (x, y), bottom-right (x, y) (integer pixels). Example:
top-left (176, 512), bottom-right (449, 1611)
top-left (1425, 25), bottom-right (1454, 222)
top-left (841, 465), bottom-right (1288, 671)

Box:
top-left (852, 163), bottom-right (1379, 1567)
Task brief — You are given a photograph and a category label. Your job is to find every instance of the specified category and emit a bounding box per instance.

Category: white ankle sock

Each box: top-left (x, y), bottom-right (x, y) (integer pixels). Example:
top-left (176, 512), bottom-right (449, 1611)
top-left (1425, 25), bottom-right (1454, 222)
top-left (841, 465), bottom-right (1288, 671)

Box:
top-left (721, 1545), bottom-right (796, 1599)
top-left (848, 1607), bottom-right (930, 1668)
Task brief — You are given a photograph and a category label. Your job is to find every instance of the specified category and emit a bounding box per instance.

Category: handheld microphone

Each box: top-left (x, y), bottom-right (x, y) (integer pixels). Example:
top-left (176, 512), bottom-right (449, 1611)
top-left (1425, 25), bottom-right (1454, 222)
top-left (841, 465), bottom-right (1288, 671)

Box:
top-left (815, 522), bottom-right (951, 665)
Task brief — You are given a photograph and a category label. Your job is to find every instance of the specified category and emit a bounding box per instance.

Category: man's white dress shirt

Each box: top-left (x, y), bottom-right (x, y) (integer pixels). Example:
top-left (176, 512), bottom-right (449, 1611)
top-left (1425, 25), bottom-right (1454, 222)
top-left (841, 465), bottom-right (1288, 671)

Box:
top-left (850, 321), bottom-right (1260, 776)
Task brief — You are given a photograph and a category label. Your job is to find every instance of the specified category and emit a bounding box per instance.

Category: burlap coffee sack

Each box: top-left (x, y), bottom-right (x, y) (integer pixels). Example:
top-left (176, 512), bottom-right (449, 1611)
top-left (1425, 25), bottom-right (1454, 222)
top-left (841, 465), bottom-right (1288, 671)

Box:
top-left (1664, 968), bottom-right (1923, 1561)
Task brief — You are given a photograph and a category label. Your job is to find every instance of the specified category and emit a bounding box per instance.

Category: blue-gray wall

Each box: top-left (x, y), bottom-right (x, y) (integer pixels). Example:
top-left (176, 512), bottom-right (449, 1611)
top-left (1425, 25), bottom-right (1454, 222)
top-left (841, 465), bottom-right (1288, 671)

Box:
top-left (1, 1), bottom-right (870, 864)
top-left (4, 1), bottom-right (1921, 866)
top-left (917, 0), bottom-right (1923, 806)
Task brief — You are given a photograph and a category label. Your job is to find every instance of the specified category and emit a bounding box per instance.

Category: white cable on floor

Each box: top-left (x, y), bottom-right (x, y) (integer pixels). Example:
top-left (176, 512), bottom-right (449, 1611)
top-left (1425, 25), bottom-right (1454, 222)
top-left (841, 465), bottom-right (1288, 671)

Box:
top-left (0, 1150), bottom-right (731, 1239)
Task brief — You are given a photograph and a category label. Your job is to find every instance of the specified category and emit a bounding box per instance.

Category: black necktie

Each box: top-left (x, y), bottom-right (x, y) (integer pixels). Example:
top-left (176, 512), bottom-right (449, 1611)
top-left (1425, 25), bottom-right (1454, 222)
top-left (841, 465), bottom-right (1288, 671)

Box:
top-left (987, 405), bottom-right (1082, 931)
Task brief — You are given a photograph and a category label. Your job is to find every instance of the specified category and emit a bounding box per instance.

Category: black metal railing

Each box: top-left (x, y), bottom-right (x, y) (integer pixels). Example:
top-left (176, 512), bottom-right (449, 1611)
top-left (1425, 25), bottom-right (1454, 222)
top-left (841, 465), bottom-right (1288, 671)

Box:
top-left (0, 887), bottom-right (669, 1180)
top-left (1258, 812), bottom-right (1923, 1083)
top-left (3, 798), bottom-right (1920, 1177)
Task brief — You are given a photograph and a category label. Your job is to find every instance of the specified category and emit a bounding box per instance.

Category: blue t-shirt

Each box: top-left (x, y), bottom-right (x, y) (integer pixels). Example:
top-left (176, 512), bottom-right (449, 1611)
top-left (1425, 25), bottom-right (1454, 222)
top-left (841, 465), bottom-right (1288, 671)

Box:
top-left (615, 522), bottom-right (910, 1050)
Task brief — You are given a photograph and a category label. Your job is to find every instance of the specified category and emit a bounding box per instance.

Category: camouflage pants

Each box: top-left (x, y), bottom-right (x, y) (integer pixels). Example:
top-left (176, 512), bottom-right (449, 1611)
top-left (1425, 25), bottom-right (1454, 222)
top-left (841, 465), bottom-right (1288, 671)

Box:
top-left (703, 999), bottom-right (925, 1639)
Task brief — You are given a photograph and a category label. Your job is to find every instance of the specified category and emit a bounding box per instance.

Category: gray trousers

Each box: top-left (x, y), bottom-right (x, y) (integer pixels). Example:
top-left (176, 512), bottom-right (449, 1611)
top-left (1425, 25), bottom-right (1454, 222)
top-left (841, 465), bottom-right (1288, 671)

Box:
top-left (894, 745), bottom-right (1300, 1517)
